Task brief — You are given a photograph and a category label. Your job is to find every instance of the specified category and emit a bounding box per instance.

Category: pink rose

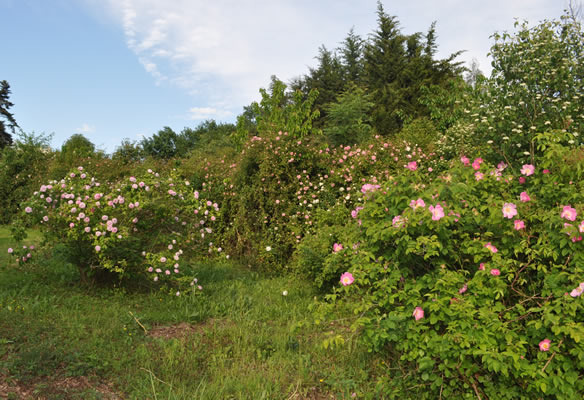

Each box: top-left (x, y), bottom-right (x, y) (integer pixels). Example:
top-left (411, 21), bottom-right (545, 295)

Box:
top-left (413, 307), bottom-right (424, 321)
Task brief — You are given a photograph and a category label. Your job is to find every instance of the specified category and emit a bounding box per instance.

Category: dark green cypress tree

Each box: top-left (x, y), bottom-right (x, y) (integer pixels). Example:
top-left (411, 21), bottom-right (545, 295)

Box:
top-left (0, 80), bottom-right (19, 149)
top-left (339, 27), bottom-right (364, 85)
top-left (363, 2), bottom-right (407, 134)
top-left (363, 2), bottom-right (463, 135)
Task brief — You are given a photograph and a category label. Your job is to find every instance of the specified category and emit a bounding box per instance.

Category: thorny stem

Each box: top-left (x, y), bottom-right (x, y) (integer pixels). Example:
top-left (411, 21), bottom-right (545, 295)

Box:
top-left (542, 339), bottom-right (564, 373)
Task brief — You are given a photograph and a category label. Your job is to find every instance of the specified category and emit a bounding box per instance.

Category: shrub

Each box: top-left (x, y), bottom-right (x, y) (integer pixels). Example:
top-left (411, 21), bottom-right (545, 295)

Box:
top-left (15, 166), bottom-right (219, 287)
top-left (468, 12), bottom-right (584, 163)
top-left (292, 204), bottom-right (360, 289)
top-left (0, 132), bottom-right (53, 224)
top-left (316, 140), bottom-right (584, 398)
top-left (393, 117), bottom-right (440, 155)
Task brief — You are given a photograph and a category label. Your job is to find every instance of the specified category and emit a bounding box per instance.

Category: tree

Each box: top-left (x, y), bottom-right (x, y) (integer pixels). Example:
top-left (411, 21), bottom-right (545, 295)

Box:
top-left (363, 2), bottom-right (462, 135)
top-left (469, 11), bottom-right (584, 163)
top-left (464, 58), bottom-right (484, 88)
top-left (323, 84), bottom-right (374, 146)
top-left (60, 133), bottom-right (96, 159)
top-left (112, 139), bottom-right (144, 164)
top-left (0, 132), bottom-right (53, 223)
top-left (290, 46), bottom-right (345, 128)
top-left (140, 127), bottom-right (179, 159)
top-left (363, 2), bottom-right (407, 134)
top-left (238, 76), bottom-right (320, 140)
top-left (0, 80), bottom-right (19, 149)
top-left (339, 28), bottom-right (364, 85)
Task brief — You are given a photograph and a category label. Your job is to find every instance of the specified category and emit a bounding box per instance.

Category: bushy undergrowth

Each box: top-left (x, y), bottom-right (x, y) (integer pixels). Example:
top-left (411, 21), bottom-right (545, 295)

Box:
top-left (180, 129), bottom-right (440, 270)
top-left (314, 135), bottom-right (584, 398)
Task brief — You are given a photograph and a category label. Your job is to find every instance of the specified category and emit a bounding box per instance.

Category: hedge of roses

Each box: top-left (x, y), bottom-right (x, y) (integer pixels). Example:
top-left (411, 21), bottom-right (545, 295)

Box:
top-left (178, 129), bottom-right (441, 270)
top-left (13, 166), bottom-right (218, 289)
top-left (316, 136), bottom-right (584, 398)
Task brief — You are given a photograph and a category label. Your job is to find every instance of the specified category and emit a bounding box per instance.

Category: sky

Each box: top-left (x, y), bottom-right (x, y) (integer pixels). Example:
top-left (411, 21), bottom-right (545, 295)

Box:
top-left (0, 0), bottom-right (569, 154)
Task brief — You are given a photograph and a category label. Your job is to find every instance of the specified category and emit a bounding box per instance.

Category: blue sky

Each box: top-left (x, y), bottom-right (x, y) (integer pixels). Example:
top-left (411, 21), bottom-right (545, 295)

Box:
top-left (1, 0), bottom-right (567, 153)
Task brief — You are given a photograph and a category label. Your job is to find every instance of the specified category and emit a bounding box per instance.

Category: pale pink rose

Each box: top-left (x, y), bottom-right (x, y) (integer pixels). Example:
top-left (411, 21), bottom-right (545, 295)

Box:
top-left (561, 205), bottom-right (578, 221)
top-left (520, 164), bottom-right (535, 176)
top-left (429, 204), bottom-right (445, 221)
top-left (502, 203), bottom-right (518, 219)
top-left (485, 242), bottom-right (498, 253)
top-left (539, 339), bottom-right (551, 352)
top-left (410, 198), bottom-right (426, 210)
top-left (413, 307), bottom-right (424, 321)
top-left (406, 161), bottom-right (418, 171)
top-left (340, 272), bottom-right (354, 286)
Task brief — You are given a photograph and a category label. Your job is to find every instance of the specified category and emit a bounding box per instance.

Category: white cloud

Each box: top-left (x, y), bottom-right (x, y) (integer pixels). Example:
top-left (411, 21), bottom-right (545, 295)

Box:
top-left (77, 123), bottom-right (96, 134)
top-left (94, 0), bottom-right (566, 112)
top-left (189, 107), bottom-right (232, 120)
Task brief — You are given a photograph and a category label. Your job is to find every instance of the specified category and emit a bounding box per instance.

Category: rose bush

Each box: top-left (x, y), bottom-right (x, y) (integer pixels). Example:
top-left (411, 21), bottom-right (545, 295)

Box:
top-left (14, 166), bottom-right (219, 288)
top-left (315, 139), bottom-right (584, 398)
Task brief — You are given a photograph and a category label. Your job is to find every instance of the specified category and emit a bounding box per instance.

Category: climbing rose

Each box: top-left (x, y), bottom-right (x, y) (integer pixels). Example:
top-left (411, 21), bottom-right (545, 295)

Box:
top-left (333, 243), bottom-right (343, 253)
top-left (361, 184), bottom-right (380, 194)
top-left (514, 220), bottom-right (525, 230)
top-left (539, 339), bottom-right (551, 352)
top-left (409, 198), bottom-right (425, 210)
top-left (570, 286), bottom-right (583, 297)
top-left (520, 192), bottom-right (531, 202)
top-left (406, 161), bottom-right (418, 171)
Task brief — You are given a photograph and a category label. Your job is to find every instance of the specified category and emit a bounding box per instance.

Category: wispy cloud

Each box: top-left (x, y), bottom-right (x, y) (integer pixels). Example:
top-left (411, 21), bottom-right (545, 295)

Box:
top-left (96, 0), bottom-right (380, 112)
top-left (188, 107), bottom-right (233, 120)
top-left (94, 0), bottom-right (565, 112)
top-left (77, 123), bottom-right (96, 134)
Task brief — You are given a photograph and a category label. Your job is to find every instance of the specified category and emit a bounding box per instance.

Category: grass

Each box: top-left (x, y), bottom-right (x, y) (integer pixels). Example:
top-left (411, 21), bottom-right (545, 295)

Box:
top-left (0, 227), bottom-right (383, 399)
top-left (0, 226), bottom-right (42, 267)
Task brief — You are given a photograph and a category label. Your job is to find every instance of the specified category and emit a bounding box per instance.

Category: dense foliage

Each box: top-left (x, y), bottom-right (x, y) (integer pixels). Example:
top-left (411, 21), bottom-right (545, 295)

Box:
top-left (315, 138), bottom-right (584, 398)
top-left (14, 166), bottom-right (219, 289)
top-left (3, 6), bottom-right (584, 398)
